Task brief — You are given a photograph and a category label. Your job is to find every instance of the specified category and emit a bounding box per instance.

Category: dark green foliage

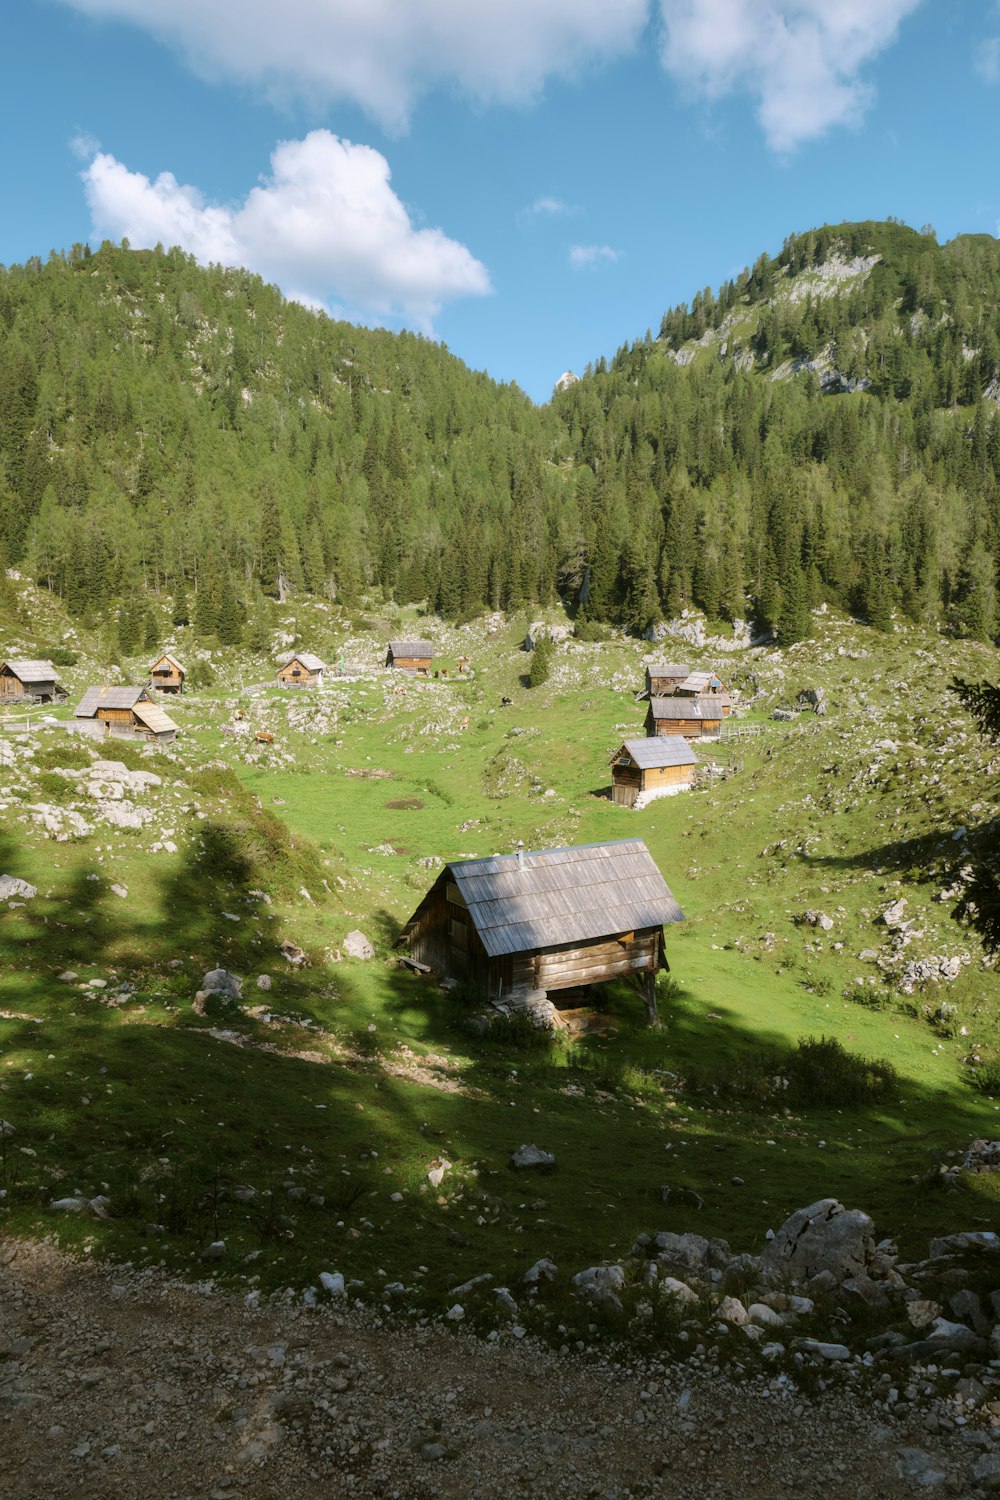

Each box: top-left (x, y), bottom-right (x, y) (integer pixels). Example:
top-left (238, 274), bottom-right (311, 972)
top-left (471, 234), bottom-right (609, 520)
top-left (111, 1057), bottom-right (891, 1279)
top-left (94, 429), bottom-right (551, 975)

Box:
top-left (46, 646), bottom-right (78, 666)
top-left (527, 635), bottom-right (554, 687)
top-left (187, 658), bottom-right (215, 689)
top-left (951, 676), bottom-right (1000, 952)
top-left (0, 227), bottom-right (998, 638)
top-left (686, 1034), bottom-right (898, 1110)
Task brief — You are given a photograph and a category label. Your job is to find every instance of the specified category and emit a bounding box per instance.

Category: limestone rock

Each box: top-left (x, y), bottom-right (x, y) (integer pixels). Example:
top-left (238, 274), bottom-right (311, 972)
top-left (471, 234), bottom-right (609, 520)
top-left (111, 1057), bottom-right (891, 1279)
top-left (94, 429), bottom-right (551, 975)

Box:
top-left (511, 1144), bottom-right (555, 1170)
top-left (343, 930), bottom-right (375, 960)
top-left (0, 875), bottom-right (37, 901)
top-left (761, 1199), bottom-right (876, 1285)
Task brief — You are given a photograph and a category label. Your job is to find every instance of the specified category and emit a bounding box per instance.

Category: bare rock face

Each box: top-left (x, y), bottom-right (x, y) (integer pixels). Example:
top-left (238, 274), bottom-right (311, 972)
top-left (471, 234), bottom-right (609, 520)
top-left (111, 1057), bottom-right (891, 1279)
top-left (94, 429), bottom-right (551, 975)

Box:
top-left (761, 1198), bottom-right (877, 1285)
top-left (0, 875), bottom-right (37, 901)
top-left (343, 930), bottom-right (375, 960)
top-left (193, 968), bottom-right (243, 1014)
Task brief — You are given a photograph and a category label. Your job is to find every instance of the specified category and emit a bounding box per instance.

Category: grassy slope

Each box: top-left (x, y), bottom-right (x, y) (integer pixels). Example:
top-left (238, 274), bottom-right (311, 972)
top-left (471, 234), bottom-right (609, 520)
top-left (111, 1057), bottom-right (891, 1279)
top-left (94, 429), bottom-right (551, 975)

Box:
top-left (1, 584), bottom-right (999, 1331)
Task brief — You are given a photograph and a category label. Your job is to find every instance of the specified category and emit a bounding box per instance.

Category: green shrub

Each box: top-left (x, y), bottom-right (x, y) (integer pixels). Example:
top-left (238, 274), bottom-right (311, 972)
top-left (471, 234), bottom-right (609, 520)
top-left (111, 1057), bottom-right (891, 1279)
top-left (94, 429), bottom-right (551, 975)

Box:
top-left (35, 742), bottom-right (90, 772)
top-left (187, 658), bottom-right (216, 689)
top-left (527, 636), bottom-right (554, 687)
top-left (36, 770), bottom-right (77, 804)
top-left (573, 620), bottom-right (613, 642)
top-left (47, 646), bottom-right (79, 666)
top-left (686, 1035), bottom-right (897, 1110)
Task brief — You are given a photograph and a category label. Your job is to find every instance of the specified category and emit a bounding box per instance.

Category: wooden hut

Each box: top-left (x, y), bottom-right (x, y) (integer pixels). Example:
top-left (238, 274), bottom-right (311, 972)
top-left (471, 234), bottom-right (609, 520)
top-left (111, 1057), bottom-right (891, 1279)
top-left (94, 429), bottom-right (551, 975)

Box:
top-left (148, 653), bottom-right (186, 694)
top-left (674, 670), bottom-right (727, 699)
top-left (395, 838), bottom-right (684, 1022)
top-left (386, 640), bottom-right (433, 675)
top-left (73, 686), bottom-right (179, 742)
top-left (645, 696), bottom-right (725, 740)
top-left (0, 660), bottom-right (68, 705)
top-left (644, 661), bottom-right (689, 697)
top-left (610, 737), bottom-right (697, 807)
top-left (276, 653), bottom-right (326, 689)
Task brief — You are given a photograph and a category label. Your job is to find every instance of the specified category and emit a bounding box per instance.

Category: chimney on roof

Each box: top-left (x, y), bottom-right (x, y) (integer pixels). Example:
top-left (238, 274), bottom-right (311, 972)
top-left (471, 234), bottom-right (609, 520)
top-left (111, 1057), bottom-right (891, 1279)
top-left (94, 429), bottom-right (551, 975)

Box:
top-left (515, 840), bottom-right (524, 871)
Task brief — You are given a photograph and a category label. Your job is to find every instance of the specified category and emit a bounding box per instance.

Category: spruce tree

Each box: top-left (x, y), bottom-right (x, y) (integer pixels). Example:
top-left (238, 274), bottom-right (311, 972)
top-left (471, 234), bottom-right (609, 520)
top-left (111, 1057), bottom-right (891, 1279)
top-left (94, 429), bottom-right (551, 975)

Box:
top-left (172, 575), bottom-right (190, 627)
top-left (528, 634), bottom-right (554, 687)
top-left (216, 576), bottom-right (244, 645)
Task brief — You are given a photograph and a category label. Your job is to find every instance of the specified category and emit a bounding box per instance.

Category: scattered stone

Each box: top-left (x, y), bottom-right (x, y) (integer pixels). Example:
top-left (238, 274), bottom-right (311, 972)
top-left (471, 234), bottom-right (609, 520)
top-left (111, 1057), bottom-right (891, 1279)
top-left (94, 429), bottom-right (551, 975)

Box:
top-left (511, 1144), bottom-right (555, 1170)
top-left (319, 1272), bottom-right (345, 1297)
top-left (0, 875), bottom-right (37, 901)
top-left (342, 931), bottom-right (375, 960)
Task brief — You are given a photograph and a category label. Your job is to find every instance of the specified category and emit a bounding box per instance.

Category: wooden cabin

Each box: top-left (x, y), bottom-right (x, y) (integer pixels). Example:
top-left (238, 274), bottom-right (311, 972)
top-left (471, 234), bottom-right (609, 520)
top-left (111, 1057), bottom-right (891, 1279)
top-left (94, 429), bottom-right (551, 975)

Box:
top-left (276, 653), bottom-right (326, 689)
top-left (386, 640), bottom-right (433, 675)
top-left (395, 838), bottom-right (684, 1023)
top-left (0, 659), bottom-right (68, 705)
top-left (148, 653), bottom-right (186, 694)
top-left (73, 686), bottom-right (179, 742)
top-left (645, 661), bottom-right (689, 697)
top-left (610, 737), bottom-right (697, 807)
top-left (674, 670), bottom-right (727, 699)
top-left (646, 695), bottom-right (725, 740)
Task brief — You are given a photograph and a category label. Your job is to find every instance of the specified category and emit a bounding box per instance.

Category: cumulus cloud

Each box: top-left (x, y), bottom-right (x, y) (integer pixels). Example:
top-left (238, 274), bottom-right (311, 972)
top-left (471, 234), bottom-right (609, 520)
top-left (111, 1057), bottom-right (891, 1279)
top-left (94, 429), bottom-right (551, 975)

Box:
top-left (976, 36), bottom-right (1000, 84)
top-left (80, 131), bottom-right (491, 327)
top-left (59, 0), bottom-right (649, 132)
top-left (569, 244), bottom-right (620, 270)
top-left (658, 0), bottom-right (921, 152)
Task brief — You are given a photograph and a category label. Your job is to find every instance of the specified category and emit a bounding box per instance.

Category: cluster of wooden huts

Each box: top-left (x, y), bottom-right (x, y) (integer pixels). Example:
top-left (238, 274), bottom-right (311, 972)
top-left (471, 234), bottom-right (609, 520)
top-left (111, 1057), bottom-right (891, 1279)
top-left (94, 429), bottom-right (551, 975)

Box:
top-left (607, 661), bottom-right (731, 808)
top-left (73, 686), bottom-right (180, 742)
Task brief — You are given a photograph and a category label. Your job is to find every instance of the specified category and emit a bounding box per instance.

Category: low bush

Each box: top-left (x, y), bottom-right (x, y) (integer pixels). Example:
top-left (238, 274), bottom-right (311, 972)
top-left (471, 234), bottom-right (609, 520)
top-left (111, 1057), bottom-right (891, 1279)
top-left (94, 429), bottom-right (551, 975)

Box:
top-left (47, 646), bottom-right (79, 666)
top-left (35, 742), bottom-right (90, 771)
top-left (686, 1034), bottom-right (897, 1109)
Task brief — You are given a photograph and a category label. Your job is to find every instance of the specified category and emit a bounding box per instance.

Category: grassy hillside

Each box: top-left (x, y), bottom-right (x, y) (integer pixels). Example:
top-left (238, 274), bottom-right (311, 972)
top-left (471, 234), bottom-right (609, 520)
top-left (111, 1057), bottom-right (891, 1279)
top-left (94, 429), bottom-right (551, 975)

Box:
top-left (1, 575), bottom-right (998, 1338)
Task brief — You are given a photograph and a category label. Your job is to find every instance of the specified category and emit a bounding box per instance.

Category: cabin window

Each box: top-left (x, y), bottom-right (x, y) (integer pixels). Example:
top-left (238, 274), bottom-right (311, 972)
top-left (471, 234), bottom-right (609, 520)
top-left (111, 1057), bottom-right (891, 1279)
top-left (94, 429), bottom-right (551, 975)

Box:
top-left (446, 881), bottom-right (466, 908)
top-left (449, 919), bottom-right (468, 951)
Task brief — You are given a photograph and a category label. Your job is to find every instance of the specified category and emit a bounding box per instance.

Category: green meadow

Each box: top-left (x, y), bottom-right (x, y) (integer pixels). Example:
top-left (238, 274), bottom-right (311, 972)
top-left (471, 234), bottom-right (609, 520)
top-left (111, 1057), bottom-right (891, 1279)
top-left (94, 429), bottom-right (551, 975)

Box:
top-left (1, 597), bottom-right (999, 1334)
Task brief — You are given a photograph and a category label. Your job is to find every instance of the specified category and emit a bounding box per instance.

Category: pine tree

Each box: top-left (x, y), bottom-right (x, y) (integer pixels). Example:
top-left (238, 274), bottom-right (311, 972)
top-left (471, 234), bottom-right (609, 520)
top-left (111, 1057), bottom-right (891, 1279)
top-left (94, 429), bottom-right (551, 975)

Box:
top-left (172, 575), bottom-right (190, 627)
top-left (216, 575), bottom-right (244, 645)
top-left (528, 634), bottom-right (554, 688)
top-left (143, 606), bottom-right (159, 652)
top-left (778, 564), bottom-right (811, 646)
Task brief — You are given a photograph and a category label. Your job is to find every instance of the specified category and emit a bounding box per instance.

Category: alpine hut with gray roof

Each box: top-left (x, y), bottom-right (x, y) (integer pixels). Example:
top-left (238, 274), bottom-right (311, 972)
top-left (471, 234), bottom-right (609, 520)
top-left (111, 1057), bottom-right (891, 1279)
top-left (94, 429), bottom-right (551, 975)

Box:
top-left (395, 838), bottom-right (684, 1023)
top-left (148, 652), bottom-right (186, 693)
top-left (0, 659), bottom-right (68, 705)
top-left (73, 685), bottom-right (179, 742)
top-left (644, 661), bottom-right (690, 697)
top-left (276, 653), bottom-right (326, 689)
top-left (610, 736), bottom-right (698, 807)
top-left (646, 695), bottom-right (726, 740)
top-left (386, 640), bottom-right (433, 675)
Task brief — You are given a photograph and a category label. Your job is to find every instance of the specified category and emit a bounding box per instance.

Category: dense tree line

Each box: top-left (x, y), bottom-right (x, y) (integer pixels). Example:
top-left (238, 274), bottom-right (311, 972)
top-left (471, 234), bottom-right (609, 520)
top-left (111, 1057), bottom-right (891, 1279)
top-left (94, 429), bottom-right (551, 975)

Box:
top-left (0, 224), bottom-right (998, 648)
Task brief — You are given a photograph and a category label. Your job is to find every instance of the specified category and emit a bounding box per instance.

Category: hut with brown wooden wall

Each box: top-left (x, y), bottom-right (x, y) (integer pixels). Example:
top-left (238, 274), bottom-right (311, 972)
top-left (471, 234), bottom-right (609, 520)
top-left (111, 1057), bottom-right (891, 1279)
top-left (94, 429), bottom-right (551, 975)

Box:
top-left (0, 660), bottom-right (68, 705)
top-left (395, 838), bottom-right (684, 1023)
top-left (610, 737), bottom-right (697, 806)
top-left (148, 653), bottom-right (186, 693)
top-left (386, 640), bottom-right (433, 675)
top-left (73, 686), bottom-right (179, 742)
top-left (276, 653), bottom-right (326, 689)
top-left (645, 696), bottom-right (725, 740)
top-left (644, 661), bottom-right (690, 697)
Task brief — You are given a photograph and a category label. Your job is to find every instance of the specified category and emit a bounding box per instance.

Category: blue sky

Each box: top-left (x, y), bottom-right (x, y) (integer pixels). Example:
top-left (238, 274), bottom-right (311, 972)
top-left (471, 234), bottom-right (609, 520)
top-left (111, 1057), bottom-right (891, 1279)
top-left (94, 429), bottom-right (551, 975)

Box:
top-left (2, 1), bottom-right (999, 402)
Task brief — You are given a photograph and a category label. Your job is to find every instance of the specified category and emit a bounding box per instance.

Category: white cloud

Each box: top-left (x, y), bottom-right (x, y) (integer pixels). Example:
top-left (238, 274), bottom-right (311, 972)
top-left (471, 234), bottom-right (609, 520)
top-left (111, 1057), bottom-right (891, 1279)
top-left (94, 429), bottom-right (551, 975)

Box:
top-left (658, 0), bottom-right (921, 152)
top-left (976, 36), bottom-right (1000, 84)
top-left (569, 244), bottom-right (620, 269)
top-left (58, 0), bottom-right (649, 132)
top-left (80, 131), bottom-right (491, 327)
top-left (70, 130), bottom-right (102, 161)
top-left (524, 196), bottom-right (574, 218)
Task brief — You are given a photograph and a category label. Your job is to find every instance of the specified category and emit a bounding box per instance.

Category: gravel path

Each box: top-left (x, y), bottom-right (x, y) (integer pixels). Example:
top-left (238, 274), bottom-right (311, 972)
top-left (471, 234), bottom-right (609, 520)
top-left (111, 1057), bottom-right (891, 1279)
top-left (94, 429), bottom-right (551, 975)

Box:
top-left (0, 1239), bottom-right (973, 1499)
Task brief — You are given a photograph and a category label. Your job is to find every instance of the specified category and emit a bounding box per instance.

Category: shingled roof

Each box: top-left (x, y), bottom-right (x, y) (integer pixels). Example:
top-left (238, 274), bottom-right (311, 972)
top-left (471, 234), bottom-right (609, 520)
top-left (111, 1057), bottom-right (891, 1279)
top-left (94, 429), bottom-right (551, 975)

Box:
top-left (282, 653), bottom-right (326, 673)
top-left (149, 653), bottom-right (186, 674)
top-left (75, 686), bottom-right (149, 717)
top-left (2, 659), bottom-right (59, 684)
top-left (388, 641), bottom-right (433, 658)
top-left (132, 701), bottom-right (179, 735)
top-left (613, 737), bottom-right (697, 770)
top-left (404, 839), bottom-right (684, 959)
top-left (648, 696), bottom-right (723, 720)
top-left (646, 661), bottom-right (690, 679)
top-left (676, 670), bottom-right (723, 694)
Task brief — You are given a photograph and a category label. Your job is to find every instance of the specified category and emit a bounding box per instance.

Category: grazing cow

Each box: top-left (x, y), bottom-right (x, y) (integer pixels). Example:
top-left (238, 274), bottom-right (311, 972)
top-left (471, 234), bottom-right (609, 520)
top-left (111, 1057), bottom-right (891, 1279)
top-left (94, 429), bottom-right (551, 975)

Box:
top-left (501, 696), bottom-right (512, 707)
top-left (255, 731), bottom-right (274, 744)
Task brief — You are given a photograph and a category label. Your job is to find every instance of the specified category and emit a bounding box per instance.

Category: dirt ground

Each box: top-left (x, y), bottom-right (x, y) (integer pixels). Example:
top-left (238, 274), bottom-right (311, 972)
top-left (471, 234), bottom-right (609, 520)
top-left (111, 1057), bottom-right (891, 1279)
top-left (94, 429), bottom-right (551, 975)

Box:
top-left (0, 1238), bottom-right (970, 1499)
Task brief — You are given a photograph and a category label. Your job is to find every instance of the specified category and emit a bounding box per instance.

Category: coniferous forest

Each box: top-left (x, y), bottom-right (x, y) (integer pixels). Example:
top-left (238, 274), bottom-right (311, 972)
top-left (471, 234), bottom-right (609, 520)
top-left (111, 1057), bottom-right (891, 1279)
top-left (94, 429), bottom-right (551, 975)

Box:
top-left (1, 219), bottom-right (998, 647)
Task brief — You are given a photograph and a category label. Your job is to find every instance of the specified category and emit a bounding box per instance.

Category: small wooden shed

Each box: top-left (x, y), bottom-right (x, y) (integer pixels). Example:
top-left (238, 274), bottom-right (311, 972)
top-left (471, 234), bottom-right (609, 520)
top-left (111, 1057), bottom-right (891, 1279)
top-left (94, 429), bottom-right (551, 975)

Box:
top-left (74, 686), bottom-right (179, 742)
top-left (386, 640), bottom-right (433, 675)
top-left (0, 659), bottom-right (68, 705)
top-left (148, 653), bottom-right (186, 694)
top-left (646, 696), bottom-right (725, 740)
top-left (674, 670), bottom-right (727, 699)
top-left (395, 838), bottom-right (684, 1022)
top-left (277, 653), bottom-right (326, 689)
top-left (645, 661), bottom-right (690, 697)
top-left (610, 737), bottom-right (697, 806)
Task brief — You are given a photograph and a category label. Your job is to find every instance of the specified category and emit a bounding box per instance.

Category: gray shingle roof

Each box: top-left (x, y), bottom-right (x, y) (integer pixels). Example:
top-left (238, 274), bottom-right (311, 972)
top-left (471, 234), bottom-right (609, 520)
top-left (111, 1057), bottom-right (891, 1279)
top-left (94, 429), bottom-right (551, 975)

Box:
top-left (2, 659), bottom-right (58, 683)
top-left (440, 839), bottom-right (684, 959)
top-left (388, 641), bottom-right (434, 658)
top-left (132, 701), bottom-right (179, 734)
top-left (676, 671), bottom-right (723, 693)
top-left (646, 662), bottom-right (689, 679)
top-left (75, 686), bottom-right (149, 717)
top-left (282, 653), bottom-right (326, 673)
top-left (149, 653), bottom-right (186, 675)
top-left (648, 696), bottom-right (723, 720)
top-left (614, 737), bottom-right (697, 770)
